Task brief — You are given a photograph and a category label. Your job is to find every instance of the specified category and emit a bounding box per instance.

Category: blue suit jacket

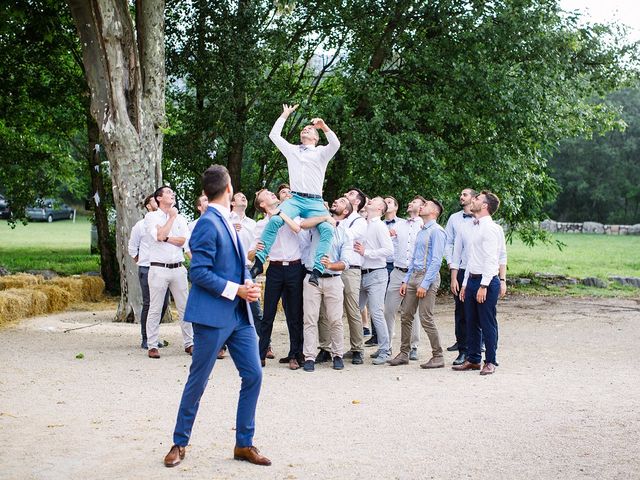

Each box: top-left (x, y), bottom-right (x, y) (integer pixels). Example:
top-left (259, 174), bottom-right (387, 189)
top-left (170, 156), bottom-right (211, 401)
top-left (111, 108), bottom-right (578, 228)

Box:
top-left (184, 205), bottom-right (254, 327)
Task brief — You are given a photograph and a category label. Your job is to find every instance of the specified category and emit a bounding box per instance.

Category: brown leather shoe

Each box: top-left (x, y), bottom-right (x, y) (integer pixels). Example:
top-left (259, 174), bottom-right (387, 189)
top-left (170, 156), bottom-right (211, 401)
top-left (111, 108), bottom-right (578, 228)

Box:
top-left (420, 357), bottom-right (445, 369)
top-left (480, 362), bottom-right (496, 375)
top-left (288, 358), bottom-right (300, 370)
top-left (217, 348), bottom-right (225, 359)
top-left (388, 353), bottom-right (409, 366)
top-left (185, 345), bottom-right (193, 356)
top-left (233, 446), bottom-right (272, 466)
top-left (266, 346), bottom-right (275, 359)
top-left (452, 360), bottom-right (481, 371)
top-left (148, 348), bottom-right (160, 359)
top-left (164, 445), bottom-right (185, 467)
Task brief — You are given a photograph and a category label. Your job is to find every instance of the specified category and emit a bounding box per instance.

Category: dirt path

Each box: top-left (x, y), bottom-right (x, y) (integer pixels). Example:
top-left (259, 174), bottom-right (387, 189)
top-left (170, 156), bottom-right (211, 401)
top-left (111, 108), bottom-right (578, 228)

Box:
top-left (1, 296), bottom-right (639, 480)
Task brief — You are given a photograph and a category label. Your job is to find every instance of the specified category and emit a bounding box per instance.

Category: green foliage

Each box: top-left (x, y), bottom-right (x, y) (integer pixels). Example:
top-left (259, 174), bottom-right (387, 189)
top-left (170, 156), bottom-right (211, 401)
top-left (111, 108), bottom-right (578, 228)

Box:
top-left (548, 87), bottom-right (640, 224)
top-left (0, 0), bottom-right (88, 220)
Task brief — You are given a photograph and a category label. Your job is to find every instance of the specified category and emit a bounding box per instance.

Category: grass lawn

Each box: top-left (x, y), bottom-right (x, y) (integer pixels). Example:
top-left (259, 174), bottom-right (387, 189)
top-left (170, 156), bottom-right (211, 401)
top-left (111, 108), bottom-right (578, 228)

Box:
top-left (0, 216), bottom-right (99, 275)
top-left (507, 233), bottom-right (640, 279)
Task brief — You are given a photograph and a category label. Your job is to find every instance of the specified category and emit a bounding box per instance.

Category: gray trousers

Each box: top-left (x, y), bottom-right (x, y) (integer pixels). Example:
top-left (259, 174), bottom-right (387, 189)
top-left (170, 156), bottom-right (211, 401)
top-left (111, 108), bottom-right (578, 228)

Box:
top-left (359, 268), bottom-right (390, 354)
top-left (384, 267), bottom-right (420, 349)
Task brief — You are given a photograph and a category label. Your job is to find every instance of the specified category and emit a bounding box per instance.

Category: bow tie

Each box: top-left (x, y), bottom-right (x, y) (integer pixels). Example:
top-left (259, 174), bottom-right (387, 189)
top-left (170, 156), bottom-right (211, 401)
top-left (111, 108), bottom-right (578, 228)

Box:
top-left (473, 219), bottom-right (480, 225)
top-left (385, 219), bottom-right (395, 225)
top-left (463, 213), bottom-right (473, 219)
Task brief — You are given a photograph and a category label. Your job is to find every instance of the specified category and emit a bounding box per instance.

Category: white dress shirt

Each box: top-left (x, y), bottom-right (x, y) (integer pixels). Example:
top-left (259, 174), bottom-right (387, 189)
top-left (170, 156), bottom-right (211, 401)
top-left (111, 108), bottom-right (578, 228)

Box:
top-left (144, 210), bottom-right (190, 264)
top-left (268, 117), bottom-right (340, 195)
top-left (462, 216), bottom-right (508, 287)
top-left (444, 210), bottom-right (475, 266)
top-left (128, 219), bottom-right (152, 267)
top-left (253, 215), bottom-right (302, 261)
top-left (230, 211), bottom-right (257, 266)
top-left (343, 210), bottom-right (367, 267)
top-left (361, 217), bottom-right (394, 269)
top-left (393, 216), bottom-right (423, 269)
top-left (384, 216), bottom-right (404, 264)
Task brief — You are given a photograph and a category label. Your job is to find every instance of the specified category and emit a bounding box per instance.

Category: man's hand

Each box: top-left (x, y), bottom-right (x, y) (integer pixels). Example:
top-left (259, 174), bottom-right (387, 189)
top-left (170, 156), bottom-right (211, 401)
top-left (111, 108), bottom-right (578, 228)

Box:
top-left (255, 241), bottom-right (265, 252)
top-left (311, 117), bottom-right (328, 131)
top-left (325, 215), bottom-right (337, 227)
top-left (354, 241), bottom-right (365, 256)
top-left (476, 287), bottom-right (487, 304)
top-left (169, 207), bottom-right (178, 218)
top-left (500, 280), bottom-right (507, 298)
top-left (282, 104), bottom-right (298, 118)
top-left (320, 255), bottom-right (332, 269)
top-left (238, 280), bottom-right (261, 303)
top-left (450, 277), bottom-right (459, 296)
top-left (399, 282), bottom-right (407, 297)
top-left (416, 287), bottom-right (427, 298)
top-left (388, 228), bottom-right (397, 238)
top-left (459, 286), bottom-right (466, 302)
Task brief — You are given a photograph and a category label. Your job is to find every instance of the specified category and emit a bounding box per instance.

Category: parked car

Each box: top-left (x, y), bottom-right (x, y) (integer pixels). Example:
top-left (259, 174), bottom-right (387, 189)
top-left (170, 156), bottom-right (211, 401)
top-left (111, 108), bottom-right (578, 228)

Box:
top-left (0, 194), bottom-right (10, 219)
top-left (26, 199), bottom-right (75, 222)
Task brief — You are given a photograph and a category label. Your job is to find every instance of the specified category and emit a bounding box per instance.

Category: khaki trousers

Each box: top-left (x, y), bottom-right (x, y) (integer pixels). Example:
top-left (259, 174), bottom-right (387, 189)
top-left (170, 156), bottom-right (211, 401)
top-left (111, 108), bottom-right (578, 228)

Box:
top-left (399, 271), bottom-right (442, 357)
top-left (303, 275), bottom-right (344, 360)
top-left (384, 267), bottom-right (421, 349)
top-left (147, 265), bottom-right (193, 349)
top-left (320, 268), bottom-right (363, 353)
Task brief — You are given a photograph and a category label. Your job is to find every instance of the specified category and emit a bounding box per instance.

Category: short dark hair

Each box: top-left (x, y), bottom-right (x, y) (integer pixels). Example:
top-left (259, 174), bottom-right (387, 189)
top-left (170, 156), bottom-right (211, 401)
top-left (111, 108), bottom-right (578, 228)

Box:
top-left (465, 188), bottom-right (478, 197)
top-left (143, 194), bottom-right (155, 208)
top-left (428, 198), bottom-right (444, 219)
top-left (384, 196), bottom-right (398, 209)
top-left (276, 183), bottom-right (290, 197)
top-left (153, 186), bottom-right (171, 204)
top-left (254, 188), bottom-right (268, 214)
top-left (348, 187), bottom-right (367, 212)
top-left (481, 190), bottom-right (500, 215)
top-left (195, 192), bottom-right (207, 209)
top-left (413, 195), bottom-right (427, 205)
top-left (202, 165), bottom-right (230, 201)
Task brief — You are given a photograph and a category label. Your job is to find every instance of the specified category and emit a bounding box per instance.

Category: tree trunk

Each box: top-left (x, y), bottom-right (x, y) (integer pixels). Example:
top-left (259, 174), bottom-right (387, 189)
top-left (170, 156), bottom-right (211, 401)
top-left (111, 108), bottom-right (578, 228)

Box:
top-left (87, 113), bottom-right (119, 293)
top-left (68, 0), bottom-right (165, 322)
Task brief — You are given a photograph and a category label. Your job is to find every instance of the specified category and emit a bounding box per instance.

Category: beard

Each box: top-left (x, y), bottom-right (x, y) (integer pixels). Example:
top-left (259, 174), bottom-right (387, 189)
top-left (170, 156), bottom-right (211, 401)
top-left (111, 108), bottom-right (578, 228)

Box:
top-left (329, 207), bottom-right (339, 215)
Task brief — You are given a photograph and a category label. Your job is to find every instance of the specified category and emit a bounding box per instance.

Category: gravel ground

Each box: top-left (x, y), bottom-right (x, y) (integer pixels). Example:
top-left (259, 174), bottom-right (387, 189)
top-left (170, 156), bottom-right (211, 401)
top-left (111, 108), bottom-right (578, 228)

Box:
top-left (0, 295), bottom-right (639, 480)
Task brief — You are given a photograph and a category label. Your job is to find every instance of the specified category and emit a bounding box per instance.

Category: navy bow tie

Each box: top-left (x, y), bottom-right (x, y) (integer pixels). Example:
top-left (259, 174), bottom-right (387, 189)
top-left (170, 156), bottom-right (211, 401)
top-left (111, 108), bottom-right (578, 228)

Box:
top-left (463, 213), bottom-right (473, 219)
top-left (385, 219), bottom-right (395, 225)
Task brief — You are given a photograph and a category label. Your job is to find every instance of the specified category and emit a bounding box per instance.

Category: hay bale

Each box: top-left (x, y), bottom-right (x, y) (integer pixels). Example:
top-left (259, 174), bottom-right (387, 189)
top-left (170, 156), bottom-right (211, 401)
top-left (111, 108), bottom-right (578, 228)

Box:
top-left (0, 289), bottom-right (33, 325)
top-left (21, 288), bottom-right (49, 316)
top-left (0, 274), bottom-right (43, 291)
top-left (49, 277), bottom-right (84, 300)
top-left (38, 285), bottom-right (72, 312)
top-left (77, 275), bottom-right (105, 301)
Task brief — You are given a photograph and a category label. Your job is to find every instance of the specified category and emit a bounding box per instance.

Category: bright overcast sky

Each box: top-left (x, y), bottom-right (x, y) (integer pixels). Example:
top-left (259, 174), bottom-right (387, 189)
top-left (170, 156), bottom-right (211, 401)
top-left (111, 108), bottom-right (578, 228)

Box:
top-left (560, 0), bottom-right (640, 42)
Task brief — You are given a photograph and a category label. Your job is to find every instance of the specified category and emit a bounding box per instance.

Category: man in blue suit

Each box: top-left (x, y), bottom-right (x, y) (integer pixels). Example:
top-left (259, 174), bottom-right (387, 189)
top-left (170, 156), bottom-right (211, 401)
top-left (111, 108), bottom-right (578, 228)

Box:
top-left (164, 165), bottom-right (271, 467)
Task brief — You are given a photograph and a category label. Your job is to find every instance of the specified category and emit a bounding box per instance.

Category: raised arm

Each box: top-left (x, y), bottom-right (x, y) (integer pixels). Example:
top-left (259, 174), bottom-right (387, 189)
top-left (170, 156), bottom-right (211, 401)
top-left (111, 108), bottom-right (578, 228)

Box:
top-left (312, 117), bottom-right (340, 160)
top-left (269, 104), bottom-right (298, 152)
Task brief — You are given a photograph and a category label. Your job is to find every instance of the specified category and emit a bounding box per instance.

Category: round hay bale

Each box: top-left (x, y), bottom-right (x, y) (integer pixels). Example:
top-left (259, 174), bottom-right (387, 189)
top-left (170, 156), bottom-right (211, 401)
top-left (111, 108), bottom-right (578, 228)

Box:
top-left (77, 275), bottom-right (105, 301)
top-left (0, 289), bottom-right (32, 326)
top-left (38, 285), bottom-right (72, 312)
top-left (0, 274), bottom-right (43, 291)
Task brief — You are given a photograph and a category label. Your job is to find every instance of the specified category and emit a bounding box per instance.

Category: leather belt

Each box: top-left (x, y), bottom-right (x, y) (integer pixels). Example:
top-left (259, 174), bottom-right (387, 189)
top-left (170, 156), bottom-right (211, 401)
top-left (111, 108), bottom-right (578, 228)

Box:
top-left (307, 270), bottom-right (341, 278)
top-left (349, 265), bottom-right (361, 270)
top-left (469, 273), bottom-right (482, 279)
top-left (395, 266), bottom-right (409, 273)
top-left (150, 262), bottom-right (183, 269)
top-left (361, 267), bottom-right (385, 275)
top-left (291, 191), bottom-right (322, 199)
top-left (269, 259), bottom-right (302, 266)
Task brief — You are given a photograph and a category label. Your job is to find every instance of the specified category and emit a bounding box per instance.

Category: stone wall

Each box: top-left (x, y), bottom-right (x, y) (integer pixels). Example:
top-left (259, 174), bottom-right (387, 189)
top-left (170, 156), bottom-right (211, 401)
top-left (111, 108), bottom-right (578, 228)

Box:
top-left (540, 220), bottom-right (640, 235)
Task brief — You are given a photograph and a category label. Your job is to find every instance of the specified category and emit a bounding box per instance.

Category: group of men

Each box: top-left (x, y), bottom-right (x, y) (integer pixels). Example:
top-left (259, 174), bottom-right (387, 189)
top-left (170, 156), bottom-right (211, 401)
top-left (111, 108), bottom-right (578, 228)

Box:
top-left (125, 105), bottom-right (508, 469)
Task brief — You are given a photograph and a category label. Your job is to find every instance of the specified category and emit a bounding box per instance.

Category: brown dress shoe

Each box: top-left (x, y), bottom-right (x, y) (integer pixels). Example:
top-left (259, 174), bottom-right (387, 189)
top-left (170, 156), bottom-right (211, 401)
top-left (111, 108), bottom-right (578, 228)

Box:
top-left (233, 446), bottom-right (272, 466)
top-left (217, 348), bottom-right (225, 359)
top-left (420, 357), bottom-right (445, 369)
top-left (185, 345), bottom-right (193, 356)
top-left (288, 358), bottom-right (300, 370)
top-left (164, 445), bottom-right (185, 467)
top-left (480, 362), bottom-right (496, 375)
top-left (388, 353), bottom-right (409, 366)
top-left (452, 360), bottom-right (481, 371)
top-left (266, 346), bottom-right (275, 359)
top-left (148, 348), bottom-right (160, 359)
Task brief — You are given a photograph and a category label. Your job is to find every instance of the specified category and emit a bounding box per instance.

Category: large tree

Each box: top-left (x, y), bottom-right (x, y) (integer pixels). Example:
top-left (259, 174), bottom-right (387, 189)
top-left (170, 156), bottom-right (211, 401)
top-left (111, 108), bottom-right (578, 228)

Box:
top-left (67, 0), bottom-right (166, 320)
